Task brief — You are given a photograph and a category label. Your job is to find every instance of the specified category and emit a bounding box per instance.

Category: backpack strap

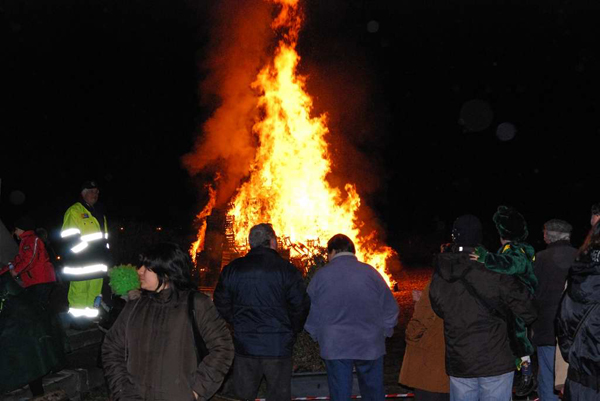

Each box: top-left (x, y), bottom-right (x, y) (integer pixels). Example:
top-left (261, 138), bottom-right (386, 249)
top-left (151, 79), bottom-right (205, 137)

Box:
top-left (188, 290), bottom-right (210, 364)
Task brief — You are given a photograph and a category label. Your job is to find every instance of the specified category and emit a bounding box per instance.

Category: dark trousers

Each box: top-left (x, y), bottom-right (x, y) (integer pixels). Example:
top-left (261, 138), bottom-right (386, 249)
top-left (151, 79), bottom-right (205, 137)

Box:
top-left (28, 377), bottom-right (44, 397)
top-left (232, 355), bottom-right (292, 401)
top-left (324, 357), bottom-right (385, 401)
top-left (26, 282), bottom-right (55, 309)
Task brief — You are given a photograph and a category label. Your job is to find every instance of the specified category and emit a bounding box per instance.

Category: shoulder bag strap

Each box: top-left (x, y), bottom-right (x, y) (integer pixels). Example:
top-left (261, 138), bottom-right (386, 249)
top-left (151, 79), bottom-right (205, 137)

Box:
top-left (188, 290), bottom-right (210, 364)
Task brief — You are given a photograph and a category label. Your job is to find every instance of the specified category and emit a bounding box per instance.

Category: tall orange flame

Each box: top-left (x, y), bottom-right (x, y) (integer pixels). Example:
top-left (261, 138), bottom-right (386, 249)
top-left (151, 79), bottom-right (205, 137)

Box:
top-left (224, 0), bottom-right (396, 286)
top-left (190, 185), bottom-right (217, 264)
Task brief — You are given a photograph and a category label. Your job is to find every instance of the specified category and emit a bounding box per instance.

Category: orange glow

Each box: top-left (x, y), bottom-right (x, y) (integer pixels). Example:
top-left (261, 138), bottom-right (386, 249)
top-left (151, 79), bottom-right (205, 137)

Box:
top-left (190, 185), bottom-right (217, 264)
top-left (223, 0), bottom-right (396, 286)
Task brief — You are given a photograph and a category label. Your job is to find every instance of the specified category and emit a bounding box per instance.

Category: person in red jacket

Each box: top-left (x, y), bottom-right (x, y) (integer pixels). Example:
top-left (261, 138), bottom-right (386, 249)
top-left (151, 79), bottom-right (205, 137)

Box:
top-left (0, 216), bottom-right (57, 307)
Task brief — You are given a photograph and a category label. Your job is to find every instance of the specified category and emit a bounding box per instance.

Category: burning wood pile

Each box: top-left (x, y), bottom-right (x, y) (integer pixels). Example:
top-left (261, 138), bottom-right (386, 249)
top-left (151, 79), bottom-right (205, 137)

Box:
top-left (185, 0), bottom-right (397, 288)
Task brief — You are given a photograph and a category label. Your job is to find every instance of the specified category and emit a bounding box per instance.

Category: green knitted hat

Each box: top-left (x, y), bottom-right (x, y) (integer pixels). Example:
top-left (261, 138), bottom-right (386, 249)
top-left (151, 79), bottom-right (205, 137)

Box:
top-left (108, 264), bottom-right (140, 296)
top-left (493, 206), bottom-right (529, 241)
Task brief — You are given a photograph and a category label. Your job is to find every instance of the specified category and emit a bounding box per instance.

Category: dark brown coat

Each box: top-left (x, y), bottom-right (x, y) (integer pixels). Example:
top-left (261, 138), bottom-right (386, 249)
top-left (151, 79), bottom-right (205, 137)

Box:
top-left (102, 289), bottom-right (234, 401)
top-left (399, 281), bottom-right (449, 394)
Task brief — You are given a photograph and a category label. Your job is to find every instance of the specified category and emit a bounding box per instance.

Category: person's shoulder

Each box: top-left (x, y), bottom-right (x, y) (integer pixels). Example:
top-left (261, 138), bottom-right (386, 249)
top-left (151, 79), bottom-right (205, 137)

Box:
top-left (535, 247), bottom-right (550, 260)
top-left (190, 290), bottom-right (212, 308)
top-left (466, 261), bottom-right (504, 281)
top-left (65, 202), bottom-right (85, 213)
top-left (503, 242), bottom-right (534, 257)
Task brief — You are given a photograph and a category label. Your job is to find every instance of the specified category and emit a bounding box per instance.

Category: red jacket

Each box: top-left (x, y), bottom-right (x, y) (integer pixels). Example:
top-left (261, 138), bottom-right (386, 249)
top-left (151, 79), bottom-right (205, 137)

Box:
top-left (0, 230), bottom-right (56, 287)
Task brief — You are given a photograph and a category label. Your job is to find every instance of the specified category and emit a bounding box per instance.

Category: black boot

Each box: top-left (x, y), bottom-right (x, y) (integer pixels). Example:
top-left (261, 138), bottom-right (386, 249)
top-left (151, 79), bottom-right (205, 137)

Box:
top-left (515, 362), bottom-right (536, 397)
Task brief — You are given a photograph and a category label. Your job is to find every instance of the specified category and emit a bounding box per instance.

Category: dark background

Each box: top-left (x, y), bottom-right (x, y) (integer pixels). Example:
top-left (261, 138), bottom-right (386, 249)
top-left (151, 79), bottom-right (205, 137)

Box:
top-left (1, 0), bottom-right (598, 262)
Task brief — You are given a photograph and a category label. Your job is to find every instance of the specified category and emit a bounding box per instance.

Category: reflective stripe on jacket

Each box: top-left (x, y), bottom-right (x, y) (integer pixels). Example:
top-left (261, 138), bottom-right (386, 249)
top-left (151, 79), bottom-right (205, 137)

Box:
top-left (61, 202), bottom-right (109, 281)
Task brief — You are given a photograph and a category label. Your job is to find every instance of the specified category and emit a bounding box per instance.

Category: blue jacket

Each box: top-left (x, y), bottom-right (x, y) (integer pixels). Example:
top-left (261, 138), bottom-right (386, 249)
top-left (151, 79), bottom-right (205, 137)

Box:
top-left (305, 253), bottom-right (399, 360)
top-left (213, 246), bottom-right (310, 358)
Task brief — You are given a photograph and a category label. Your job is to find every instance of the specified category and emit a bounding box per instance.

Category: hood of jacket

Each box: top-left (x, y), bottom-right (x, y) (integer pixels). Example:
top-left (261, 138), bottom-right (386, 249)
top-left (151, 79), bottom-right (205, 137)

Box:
top-left (569, 246), bottom-right (600, 304)
top-left (435, 250), bottom-right (475, 282)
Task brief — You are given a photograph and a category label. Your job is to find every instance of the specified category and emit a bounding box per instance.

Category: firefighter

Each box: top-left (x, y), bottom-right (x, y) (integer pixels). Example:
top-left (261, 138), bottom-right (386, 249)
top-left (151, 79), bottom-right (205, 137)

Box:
top-left (60, 180), bottom-right (110, 328)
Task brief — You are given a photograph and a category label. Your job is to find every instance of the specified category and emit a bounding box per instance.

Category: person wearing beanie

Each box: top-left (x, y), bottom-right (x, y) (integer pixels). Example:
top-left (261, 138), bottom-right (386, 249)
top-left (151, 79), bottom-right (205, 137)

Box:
top-left (60, 180), bottom-right (110, 329)
top-left (0, 216), bottom-right (57, 301)
top-left (470, 206), bottom-right (538, 397)
top-left (430, 214), bottom-right (537, 401)
top-left (398, 219), bottom-right (483, 400)
top-left (532, 219), bottom-right (577, 401)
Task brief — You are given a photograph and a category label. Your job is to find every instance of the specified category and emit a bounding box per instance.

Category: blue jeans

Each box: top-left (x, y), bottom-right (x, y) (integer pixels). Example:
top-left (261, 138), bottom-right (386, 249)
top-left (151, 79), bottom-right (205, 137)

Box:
top-left (449, 371), bottom-right (514, 401)
top-left (537, 346), bottom-right (559, 401)
top-left (324, 357), bottom-right (385, 401)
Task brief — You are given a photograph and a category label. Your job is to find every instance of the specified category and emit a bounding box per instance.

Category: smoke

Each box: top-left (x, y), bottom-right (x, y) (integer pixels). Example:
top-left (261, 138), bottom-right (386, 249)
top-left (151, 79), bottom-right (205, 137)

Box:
top-left (184, 0), bottom-right (394, 255)
top-left (182, 0), bottom-right (273, 206)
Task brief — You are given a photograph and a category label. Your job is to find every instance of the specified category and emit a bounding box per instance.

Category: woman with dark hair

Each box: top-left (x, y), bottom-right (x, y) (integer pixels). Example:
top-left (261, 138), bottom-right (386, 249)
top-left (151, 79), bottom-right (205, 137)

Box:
top-left (557, 222), bottom-right (600, 400)
top-left (102, 243), bottom-right (234, 400)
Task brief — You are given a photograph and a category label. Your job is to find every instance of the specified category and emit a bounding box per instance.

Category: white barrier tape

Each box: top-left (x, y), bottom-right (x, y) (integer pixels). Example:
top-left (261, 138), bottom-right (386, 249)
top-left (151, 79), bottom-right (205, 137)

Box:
top-left (256, 395), bottom-right (414, 401)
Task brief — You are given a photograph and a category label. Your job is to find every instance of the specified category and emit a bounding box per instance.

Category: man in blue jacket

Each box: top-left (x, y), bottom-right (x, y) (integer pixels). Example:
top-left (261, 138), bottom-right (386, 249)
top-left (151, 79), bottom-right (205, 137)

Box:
top-left (305, 234), bottom-right (399, 401)
top-left (213, 223), bottom-right (310, 401)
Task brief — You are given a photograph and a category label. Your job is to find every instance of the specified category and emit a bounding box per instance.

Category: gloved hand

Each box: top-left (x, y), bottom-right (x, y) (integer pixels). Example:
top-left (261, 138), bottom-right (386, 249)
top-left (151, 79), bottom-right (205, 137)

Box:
top-left (469, 246), bottom-right (488, 263)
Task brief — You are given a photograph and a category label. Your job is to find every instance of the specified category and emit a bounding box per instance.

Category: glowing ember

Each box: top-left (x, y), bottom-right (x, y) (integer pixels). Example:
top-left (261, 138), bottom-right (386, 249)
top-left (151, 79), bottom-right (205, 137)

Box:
top-left (224, 0), bottom-right (396, 286)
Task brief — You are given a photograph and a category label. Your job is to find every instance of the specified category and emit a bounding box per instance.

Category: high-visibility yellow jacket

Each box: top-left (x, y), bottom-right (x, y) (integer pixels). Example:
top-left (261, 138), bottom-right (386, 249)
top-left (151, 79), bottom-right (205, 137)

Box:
top-left (61, 202), bottom-right (109, 281)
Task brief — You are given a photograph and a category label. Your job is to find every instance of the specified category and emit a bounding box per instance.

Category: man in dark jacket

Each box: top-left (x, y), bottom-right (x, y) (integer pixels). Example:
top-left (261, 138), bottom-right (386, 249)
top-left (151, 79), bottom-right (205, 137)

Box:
top-left (532, 219), bottom-right (577, 401)
top-left (430, 214), bottom-right (538, 401)
top-left (213, 223), bottom-right (310, 401)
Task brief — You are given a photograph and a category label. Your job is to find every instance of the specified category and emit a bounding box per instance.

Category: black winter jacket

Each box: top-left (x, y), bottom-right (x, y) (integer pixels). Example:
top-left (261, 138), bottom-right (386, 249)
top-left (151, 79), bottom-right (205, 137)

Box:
top-left (213, 246), bottom-right (310, 357)
top-left (429, 249), bottom-right (537, 378)
top-left (532, 240), bottom-right (577, 346)
top-left (557, 246), bottom-right (600, 391)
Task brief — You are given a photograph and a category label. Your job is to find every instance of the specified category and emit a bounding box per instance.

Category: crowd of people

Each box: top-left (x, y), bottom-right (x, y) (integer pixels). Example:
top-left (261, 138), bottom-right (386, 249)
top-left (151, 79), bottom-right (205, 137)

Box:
top-left (1, 180), bottom-right (599, 401)
top-left (399, 203), bottom-right (600, 401)
top-left (0, 180), bottom-right (399, 401)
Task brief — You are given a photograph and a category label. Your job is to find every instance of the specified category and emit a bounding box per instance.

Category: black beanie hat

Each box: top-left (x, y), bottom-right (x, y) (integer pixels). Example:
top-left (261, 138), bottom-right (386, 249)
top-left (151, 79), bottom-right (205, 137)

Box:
top-left (452, 214), bottom-right (483, 246)
top-left (15, 216), bottom-right (35, 232)
top-left (81, 180), bottom-right (99, 191)
top-left (493, 205), bottom-right (528, 241)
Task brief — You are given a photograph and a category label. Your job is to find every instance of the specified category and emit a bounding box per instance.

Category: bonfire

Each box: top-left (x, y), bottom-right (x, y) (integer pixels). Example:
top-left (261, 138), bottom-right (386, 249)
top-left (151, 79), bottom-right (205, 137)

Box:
top-left (186, 0), bottom-right (396, 287)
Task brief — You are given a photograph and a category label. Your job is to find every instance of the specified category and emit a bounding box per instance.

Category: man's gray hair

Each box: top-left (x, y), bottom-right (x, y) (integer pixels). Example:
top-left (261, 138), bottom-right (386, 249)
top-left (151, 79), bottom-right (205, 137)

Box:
top-left (544, 218), bottom-right (572, 243)
top-left (545, 230), bottom-right (570, 243)
top-left (249, 223), bottom-right (277, 249)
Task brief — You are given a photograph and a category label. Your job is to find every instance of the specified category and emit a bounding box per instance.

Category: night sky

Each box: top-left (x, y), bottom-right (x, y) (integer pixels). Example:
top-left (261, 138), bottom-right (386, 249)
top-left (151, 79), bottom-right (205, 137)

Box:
top-left (1, 0), bottom-right (598, 257)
